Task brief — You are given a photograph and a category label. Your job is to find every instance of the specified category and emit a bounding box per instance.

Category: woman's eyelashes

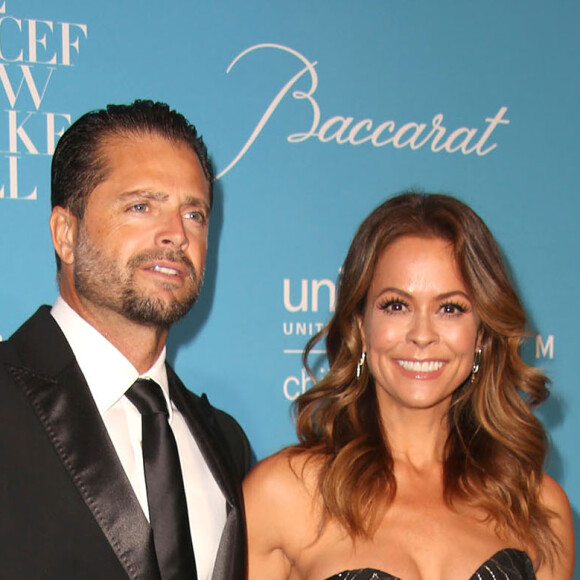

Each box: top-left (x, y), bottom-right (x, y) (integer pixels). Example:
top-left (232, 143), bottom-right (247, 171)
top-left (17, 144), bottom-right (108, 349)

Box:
top-left (377, 297), bottom-right (471, 316)
top-left (378, 297), bottom-right (409, 313)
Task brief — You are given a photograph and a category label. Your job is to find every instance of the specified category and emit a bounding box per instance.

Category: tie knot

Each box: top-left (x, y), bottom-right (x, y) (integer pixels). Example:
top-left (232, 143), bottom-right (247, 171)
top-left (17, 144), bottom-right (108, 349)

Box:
top-left (126, 378), bottom-right (169, 416)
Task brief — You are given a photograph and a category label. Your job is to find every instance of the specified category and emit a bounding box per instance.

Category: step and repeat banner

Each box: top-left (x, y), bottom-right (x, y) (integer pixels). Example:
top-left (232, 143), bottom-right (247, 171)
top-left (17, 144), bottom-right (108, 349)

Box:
top-left (1, 0), bottom-right (578, 565)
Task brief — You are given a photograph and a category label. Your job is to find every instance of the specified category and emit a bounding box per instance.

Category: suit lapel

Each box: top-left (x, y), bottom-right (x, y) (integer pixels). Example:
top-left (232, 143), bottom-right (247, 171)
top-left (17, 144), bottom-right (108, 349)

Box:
top-left (169, 373), bottom-right (246, 580)
top-left (7, 308), bottom-right (160, 580)
top-left (168, 372), bottom-right (239, 507)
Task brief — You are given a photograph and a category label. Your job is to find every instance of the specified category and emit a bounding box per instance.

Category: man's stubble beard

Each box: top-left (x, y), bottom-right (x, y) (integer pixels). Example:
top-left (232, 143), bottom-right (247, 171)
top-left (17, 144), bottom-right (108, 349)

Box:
top-left (73, 226), bottom-right (203, 328)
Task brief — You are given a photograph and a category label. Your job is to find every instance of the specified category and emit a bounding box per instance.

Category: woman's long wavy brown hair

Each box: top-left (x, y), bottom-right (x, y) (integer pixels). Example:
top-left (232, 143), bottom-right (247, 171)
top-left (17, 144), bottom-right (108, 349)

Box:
top-left (294, 192), bottom-right (559, 567)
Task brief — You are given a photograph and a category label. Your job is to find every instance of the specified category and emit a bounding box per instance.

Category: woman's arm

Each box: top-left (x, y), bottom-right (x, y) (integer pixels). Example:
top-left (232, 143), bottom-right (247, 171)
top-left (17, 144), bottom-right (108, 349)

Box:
top-left (244, 450), bottom-right (311, 580)
top-left (536, 474), bottom-right (575, 580)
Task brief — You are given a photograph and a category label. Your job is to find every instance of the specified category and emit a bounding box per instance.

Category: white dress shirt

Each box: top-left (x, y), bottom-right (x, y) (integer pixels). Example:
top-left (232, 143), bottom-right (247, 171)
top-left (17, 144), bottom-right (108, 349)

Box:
top-left (51, 296), bottom-right (226, 580)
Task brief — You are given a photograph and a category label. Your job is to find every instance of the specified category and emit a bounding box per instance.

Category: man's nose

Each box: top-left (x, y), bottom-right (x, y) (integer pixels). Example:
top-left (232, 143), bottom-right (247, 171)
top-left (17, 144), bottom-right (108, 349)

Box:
top-left (156, 211), bottom-right (188, 249)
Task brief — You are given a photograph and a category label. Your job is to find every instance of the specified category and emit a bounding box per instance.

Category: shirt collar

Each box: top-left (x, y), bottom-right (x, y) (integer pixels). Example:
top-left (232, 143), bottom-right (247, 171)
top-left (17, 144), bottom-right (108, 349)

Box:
top-left (50, 295), bottom-right (171, 417)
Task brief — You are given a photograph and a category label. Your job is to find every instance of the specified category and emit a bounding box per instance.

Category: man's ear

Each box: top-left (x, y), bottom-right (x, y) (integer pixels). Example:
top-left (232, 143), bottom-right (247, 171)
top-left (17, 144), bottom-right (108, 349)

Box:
top-left (49, 206), bottom-right (78, 266)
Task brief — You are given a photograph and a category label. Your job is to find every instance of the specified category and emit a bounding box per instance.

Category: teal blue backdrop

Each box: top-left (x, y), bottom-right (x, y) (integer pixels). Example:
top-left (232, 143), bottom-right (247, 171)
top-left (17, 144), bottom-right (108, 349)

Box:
top-left (1, 1), bottom-right (578, 573)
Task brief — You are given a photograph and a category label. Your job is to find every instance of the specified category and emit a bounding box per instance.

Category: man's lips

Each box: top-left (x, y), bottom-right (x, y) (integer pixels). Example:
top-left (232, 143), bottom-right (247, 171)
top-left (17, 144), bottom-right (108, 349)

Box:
top-left (129, 251), bottom-right (197, 283)
top-left (150, 264), bottom-right (181, 277)
top-left (142, 261), bottom-right (191, 280)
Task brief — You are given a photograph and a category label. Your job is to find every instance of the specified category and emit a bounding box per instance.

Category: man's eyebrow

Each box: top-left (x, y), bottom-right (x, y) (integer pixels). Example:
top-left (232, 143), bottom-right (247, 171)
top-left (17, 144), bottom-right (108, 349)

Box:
top-left (120, 189), bottom-right (168, 201)
top-left (182, 195), bottom-right (210, 211)
top-left (119, 190), bottom-right (209, 211)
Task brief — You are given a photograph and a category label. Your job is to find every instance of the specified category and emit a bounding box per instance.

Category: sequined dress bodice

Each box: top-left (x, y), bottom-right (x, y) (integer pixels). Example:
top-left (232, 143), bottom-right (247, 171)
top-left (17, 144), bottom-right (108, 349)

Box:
top-left (324, 548), bottom-right (535, 580)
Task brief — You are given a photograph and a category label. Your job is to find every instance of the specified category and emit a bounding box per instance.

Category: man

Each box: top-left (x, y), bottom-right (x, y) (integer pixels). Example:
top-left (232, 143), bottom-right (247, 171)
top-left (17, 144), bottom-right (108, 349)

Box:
top-left (0, 100), bottom-right (250, 580)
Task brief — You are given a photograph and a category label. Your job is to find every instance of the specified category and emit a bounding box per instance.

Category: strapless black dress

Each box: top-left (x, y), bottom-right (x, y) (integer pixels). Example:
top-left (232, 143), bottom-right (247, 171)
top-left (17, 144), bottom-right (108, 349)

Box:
top-left (324, 548), bottom-right (535, 580)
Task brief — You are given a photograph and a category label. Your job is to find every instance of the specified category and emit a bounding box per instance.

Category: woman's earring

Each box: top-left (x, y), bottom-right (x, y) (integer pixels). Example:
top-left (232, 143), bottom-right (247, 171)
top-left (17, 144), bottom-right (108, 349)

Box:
top-left (470, 347), bottom-right (482, 383)
top-left (356, 352), bottom-right (366, 379)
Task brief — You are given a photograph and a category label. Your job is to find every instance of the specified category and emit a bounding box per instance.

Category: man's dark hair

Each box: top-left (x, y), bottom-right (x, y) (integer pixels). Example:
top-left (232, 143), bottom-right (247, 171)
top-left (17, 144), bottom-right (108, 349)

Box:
top-left (51, 99), bottom-right (214, 219)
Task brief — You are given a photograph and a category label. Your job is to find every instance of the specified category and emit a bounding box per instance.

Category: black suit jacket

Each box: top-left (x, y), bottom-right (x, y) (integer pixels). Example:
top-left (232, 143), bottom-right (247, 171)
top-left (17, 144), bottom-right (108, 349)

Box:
top-left (0, 307), bottom-right (250, 580)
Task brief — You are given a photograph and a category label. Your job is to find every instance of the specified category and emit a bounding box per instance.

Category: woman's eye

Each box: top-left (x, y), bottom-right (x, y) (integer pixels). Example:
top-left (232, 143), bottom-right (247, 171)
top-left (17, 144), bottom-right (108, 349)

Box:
top-left (441, 302), bottom-right (467, 315)
top-left (379, 299), bottom-right (408, 313)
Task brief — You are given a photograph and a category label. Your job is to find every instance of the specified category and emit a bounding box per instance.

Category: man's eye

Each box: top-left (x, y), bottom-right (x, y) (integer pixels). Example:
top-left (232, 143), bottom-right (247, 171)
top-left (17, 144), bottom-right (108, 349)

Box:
top-left (185, 210), bottom-right (205, 223)
top-left (130, 203), bottom-right (148, 212)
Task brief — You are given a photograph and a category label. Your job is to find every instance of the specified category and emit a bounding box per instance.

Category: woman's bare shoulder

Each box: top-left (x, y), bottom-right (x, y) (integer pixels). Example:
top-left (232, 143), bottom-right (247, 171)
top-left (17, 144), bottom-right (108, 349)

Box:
top-left (244, 447), bottom-right (322, 502)
top-left (540, 472), bottom-right (573, 528)
top-left (536, 473), bottom-right (575, 580)
top-left (243, 448), bottom-right (325, 580)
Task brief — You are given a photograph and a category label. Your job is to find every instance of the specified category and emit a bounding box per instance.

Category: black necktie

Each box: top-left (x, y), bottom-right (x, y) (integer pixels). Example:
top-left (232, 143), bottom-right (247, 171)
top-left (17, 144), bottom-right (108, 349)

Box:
top-left (126, 378), bottom-right (197, 580)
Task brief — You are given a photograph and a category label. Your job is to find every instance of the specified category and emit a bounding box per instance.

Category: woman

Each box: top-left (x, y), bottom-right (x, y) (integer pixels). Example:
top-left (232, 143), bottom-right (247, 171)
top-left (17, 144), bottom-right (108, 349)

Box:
top-left (244, 192), bottom-right (575, 580)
